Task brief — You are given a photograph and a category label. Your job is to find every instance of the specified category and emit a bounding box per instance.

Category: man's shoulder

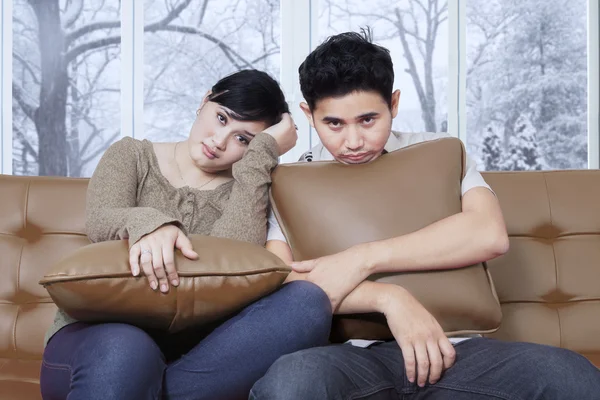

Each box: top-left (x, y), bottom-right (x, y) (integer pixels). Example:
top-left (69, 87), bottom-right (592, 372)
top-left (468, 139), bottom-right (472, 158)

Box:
top-left (386, 131), bottom-right (452, 152)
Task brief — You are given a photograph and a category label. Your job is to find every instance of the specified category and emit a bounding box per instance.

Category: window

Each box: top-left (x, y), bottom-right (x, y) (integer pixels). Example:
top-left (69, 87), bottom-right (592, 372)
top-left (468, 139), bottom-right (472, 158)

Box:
top-left (318, 0), bottom-right (449, 134)
top-left (12, 0), bottom-right (121, 177)
top-left (142, 0), bottom-right (281, 142)
top-left (466, 0), bottom-right (588, 170)
top-left (2, 0), bottom-right (598, 176)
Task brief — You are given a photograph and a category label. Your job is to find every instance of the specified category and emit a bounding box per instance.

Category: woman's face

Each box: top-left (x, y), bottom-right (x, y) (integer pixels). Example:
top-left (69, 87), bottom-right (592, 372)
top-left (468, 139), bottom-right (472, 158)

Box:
top-left (187, 97), bottom-right (269, 173)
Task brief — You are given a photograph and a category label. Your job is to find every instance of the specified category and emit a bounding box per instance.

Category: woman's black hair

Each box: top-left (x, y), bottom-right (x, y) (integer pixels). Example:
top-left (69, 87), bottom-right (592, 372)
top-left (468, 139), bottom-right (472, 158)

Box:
top-left (208, 70), bottom-right (289, 126)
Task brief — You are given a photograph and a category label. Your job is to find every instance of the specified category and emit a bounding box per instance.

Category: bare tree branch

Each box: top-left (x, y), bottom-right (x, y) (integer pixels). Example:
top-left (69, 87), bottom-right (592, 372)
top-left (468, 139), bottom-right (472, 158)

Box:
top-left (63, 0), bottom-right (84, 29)
top-left (252, 48), bottom-right (279, 64)
top-left (12, 81), bottom-right (37, 120)
top-left (66, 0), bottom-right (194, 63)
top-left (13, 125), bottom-right (38, 161)
top-left (81, 130), bottom-right (120, 165)
top-left (65, 21), bottom-right (121, 47)
top-left (13, 52), bottom-right (41, 85)
top-left (152, 25), bottom-right (254, 68)
top-left (198, 0), bottom-right (210, 27)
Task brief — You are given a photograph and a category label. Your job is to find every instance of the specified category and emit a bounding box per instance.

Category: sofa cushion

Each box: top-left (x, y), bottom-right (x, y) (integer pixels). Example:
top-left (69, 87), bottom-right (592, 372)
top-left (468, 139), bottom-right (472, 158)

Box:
top-left (270, 137), bottom-right (502, 342)
top-left (482, 171), bottom-right (600, 367)
top-left (40, 235), bottom-right (290, 333)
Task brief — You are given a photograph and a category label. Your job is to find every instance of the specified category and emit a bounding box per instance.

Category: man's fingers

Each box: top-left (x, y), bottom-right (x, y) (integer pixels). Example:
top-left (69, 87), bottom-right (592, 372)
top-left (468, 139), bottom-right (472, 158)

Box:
top-left (290, 260), bottom-right (315, 273)
top-left (129, 244), bottom-right (141, 276)
top-left (426, 340), bottom-right (444, 384)
top-left (414, 342), bottom-right (430, 387)
top-left (439, 337), bottom-right (457, 370)
top-left (162, 244), bottom-right (179, 287)
top-left (400, 341), bottom-right (417, 384)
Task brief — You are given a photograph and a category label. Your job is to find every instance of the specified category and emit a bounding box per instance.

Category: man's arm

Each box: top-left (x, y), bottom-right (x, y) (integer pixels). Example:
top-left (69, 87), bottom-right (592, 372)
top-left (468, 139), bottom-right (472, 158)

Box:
top-left (267, 239), bottom-right (390, 314)
top-left (361, 187), bottom-right (509, 275)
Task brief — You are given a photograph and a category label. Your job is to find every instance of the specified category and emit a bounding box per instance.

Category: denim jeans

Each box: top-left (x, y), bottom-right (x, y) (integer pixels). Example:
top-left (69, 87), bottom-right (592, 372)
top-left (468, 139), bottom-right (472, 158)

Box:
top-left (250, 337), bottom-right (600, 399)
top-left (40, 281), bottom-right (332, 400)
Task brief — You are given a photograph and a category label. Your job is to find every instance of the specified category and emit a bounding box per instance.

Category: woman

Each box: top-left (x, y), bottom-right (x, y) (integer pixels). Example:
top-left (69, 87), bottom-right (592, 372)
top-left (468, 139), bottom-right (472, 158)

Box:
top-left (40, 70), bottom-right (332, 400)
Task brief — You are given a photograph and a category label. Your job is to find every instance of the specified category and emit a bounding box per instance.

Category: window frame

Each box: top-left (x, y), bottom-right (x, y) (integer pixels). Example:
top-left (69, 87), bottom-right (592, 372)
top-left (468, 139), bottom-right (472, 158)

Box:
top-left (1, 0), bottom-right (599, 172)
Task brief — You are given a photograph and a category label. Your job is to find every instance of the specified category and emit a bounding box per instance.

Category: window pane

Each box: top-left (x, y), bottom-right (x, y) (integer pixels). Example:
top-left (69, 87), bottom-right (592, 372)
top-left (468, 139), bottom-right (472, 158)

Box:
top-left (12, 0), bottom-right (121, 177)
top-left (143, 0), bottom-right (281, 142)
top-left (467, 0), bottom-right (588, 171)
top-left (318, 0), bottom-right (449, 133)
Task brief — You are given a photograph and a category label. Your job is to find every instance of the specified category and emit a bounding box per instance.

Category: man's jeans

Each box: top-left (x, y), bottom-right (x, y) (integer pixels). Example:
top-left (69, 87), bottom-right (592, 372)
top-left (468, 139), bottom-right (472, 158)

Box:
top-left (40, 281), bottom-right (332, 400)
top-left (250, 337), bottom-right (600, 399)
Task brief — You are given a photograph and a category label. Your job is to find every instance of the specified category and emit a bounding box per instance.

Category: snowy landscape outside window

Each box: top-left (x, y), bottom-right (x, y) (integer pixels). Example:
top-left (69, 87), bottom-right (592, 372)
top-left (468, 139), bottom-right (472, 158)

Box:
top-left (142, 0), bottom-right (280, 143)
top-left (466, 0), bottom-right (588, 170)
top-left (12, 0), bottom-right (121, 177)
top-left (318, 0), bottom-right (449, 134)
top-left (2, 0), bottom-right (597, 176)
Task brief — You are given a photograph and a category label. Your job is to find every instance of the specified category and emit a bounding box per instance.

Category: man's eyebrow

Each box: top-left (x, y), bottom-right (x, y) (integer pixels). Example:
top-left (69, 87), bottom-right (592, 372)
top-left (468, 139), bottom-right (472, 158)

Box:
top-left (357, 112), bottom-right (379, 119)
top-left (322, 112), bottom-right (380, 123)
top-left (322, 116), bottom-right (343, 123)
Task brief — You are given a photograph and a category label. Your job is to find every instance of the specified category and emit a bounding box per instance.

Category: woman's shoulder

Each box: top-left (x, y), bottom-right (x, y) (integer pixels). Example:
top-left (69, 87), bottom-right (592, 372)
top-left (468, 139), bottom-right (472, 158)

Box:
top-left (102, 136), bottom-right (155, 163)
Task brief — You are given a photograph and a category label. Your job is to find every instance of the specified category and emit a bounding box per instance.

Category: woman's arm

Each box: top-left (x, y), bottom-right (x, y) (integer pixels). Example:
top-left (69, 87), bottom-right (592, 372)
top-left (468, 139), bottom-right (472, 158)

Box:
top-left (86, 137), bottom-right (183, 247)
top-left (210, 133), bottom-right (279, 245)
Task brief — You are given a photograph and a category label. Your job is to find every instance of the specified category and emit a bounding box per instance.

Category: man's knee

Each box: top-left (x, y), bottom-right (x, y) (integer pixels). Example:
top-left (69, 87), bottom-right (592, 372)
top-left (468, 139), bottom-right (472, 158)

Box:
top-left (250, 349), bottom-right (338, 399)
top-left (512, 343), bottom-right (600, 395)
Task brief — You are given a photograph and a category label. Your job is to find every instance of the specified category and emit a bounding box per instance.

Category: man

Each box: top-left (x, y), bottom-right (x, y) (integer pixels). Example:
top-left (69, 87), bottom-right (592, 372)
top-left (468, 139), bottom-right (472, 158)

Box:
top-left (250, 31), bottom-right (600, 399)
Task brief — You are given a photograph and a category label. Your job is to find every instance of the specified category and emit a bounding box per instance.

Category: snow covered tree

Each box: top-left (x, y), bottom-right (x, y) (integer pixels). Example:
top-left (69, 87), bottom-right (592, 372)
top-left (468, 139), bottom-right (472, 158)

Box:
top-left (481, 124), bottom-right (503, 171)
top-left (501, 115), bottom-right (543, 171)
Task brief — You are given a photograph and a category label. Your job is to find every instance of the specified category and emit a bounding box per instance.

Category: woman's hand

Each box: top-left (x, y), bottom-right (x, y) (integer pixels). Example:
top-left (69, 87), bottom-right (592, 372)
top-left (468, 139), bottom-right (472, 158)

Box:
top-left (263, 113), bottom-right (298, 155)
top-left (380, 286), bottom-right (456, 387)
top-left (129, 225), bottom-right (199, 293)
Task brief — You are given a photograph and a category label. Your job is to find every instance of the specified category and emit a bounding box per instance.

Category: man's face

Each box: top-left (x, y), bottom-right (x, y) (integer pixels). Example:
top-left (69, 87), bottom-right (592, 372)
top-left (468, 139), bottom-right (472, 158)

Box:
top-left (301, 90), bottom-right (400, 164)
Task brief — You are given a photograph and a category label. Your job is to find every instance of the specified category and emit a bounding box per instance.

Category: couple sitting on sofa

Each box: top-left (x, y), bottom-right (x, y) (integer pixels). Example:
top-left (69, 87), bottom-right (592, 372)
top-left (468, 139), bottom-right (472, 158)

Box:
top-left (40, 31), bottom-right (600, 400)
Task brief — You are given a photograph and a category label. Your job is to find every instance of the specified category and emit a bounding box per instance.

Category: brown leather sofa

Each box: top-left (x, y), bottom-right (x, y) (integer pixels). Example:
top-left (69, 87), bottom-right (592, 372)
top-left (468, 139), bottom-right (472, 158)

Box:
top-left (0, 170), bottom-right (598, 399)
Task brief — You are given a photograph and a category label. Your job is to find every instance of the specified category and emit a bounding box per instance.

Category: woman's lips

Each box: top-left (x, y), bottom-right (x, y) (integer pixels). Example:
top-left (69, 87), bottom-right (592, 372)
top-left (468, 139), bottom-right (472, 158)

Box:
top-left (202, 143), bottom-right (217, 159)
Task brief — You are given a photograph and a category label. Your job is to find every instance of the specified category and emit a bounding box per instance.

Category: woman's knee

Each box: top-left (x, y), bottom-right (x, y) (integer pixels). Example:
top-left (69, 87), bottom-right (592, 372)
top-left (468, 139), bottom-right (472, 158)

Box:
top-left (278, 281), bottom-right (332, 338)
top-left (85, 323), bottom-right (164, 375)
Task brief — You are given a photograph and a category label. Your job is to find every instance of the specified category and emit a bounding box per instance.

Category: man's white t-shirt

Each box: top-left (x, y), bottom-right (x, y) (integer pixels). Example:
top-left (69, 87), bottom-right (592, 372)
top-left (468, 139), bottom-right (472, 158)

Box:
top-left (267, 131), bottom-right (493, 347)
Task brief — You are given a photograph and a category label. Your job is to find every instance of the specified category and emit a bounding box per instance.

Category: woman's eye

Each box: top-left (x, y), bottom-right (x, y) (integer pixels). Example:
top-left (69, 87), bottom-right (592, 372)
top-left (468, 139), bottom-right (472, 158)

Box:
top-left (217, 113), bottom-right (227, 125)
top-left (236, 135), bottom-right (250, 145)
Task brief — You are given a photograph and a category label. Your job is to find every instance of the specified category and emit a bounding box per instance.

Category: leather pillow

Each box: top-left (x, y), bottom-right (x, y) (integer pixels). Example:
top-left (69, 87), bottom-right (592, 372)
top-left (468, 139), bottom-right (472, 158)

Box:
top-left (40, 235), bottom-right (290, 333)
top-left (270, 137), bottom-right (502, 342)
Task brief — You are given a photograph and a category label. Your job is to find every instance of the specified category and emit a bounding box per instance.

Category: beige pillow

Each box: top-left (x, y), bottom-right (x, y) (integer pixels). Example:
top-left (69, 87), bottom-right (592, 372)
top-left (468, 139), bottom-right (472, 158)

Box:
top-left (270, 137), bottom-right (502, 342)
top-left (40, 235), bottom-right (290, 333)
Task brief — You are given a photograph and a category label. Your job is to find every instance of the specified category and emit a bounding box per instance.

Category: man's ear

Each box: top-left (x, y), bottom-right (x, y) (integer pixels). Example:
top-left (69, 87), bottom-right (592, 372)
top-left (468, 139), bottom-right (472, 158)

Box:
top-left (390, 90), bottom-right (401, 119)
top-left (299, 102), bottom-right (314, 128)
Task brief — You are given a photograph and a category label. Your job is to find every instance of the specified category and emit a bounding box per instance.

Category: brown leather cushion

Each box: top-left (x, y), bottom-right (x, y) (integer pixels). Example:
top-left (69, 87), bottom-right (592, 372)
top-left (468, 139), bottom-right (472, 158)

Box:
top-left (39, 235), bottom-right (290, 333)
top-left (270, 137), bottom-right (502, 342)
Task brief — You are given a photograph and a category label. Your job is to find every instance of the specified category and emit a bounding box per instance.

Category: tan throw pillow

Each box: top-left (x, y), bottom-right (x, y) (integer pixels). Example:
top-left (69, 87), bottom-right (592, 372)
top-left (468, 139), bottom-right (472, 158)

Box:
top-left (270, 137), bottom-right (502, 342)
top-left (40, 235), bottom-right (290, 333)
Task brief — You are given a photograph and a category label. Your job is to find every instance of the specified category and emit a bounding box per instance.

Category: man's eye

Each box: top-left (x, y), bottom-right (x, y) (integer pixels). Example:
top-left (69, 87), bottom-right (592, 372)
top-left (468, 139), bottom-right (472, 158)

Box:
top-left (363, 117), bottom-right (375, 125)
top-left (329, 121), bottom-right (341, 128)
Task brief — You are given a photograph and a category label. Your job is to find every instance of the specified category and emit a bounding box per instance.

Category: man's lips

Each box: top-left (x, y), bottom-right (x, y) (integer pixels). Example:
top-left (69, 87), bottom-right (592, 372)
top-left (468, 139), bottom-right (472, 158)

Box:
top-left (339, 152), bottom-right (370, 162)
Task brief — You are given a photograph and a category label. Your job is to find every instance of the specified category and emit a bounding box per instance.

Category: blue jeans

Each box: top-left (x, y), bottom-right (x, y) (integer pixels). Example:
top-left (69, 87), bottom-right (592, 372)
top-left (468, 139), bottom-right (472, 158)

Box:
top-left (250, 337), bottom-right (600, 399)
top-left (40, 281), bottom-right (332, 400)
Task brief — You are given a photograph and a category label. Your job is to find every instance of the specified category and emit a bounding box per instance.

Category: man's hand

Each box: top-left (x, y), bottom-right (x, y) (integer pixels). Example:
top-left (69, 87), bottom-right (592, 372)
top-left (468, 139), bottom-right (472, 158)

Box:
top-left (291, 245), bottom-right (372, 310)
top-left (378, 285), bottom-right (456, 387)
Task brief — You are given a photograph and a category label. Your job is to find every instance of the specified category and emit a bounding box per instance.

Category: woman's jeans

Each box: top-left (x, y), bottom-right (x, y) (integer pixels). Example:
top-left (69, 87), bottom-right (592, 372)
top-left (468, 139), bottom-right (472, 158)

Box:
top-left (40, 281), bottom-right (332, 400)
